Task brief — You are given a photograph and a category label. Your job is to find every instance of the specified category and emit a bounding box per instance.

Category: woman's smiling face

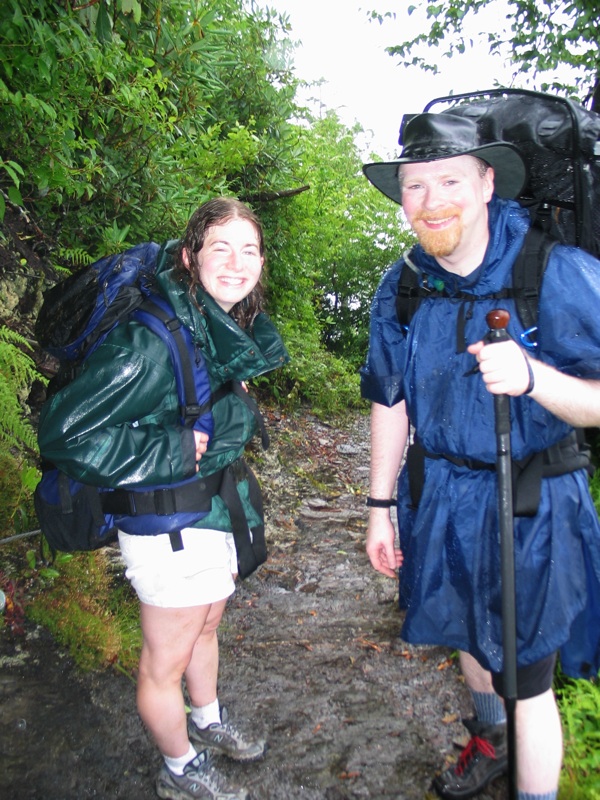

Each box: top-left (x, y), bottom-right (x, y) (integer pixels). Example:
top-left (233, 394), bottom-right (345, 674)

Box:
top-left (191, 217), bottom-right (264, 312)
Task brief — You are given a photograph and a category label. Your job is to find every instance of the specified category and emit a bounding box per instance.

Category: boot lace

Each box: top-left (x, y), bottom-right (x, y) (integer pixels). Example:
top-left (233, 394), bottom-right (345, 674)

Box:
top-left (202, 761), bottom-right (231, 792)
top-left (221, 718), bottom-right (244, 743)
top-left (455, 735), bottom-right (497, 777)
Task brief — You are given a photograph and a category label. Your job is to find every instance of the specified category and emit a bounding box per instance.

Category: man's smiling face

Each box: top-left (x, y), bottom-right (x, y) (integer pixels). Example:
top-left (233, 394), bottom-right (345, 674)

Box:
top-left (399, 155), bottom-right (494, 272)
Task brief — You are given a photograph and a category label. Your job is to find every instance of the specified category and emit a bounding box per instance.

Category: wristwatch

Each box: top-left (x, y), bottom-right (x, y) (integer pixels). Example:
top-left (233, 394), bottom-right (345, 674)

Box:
top-left (365, 497), bottom-right (397, 508)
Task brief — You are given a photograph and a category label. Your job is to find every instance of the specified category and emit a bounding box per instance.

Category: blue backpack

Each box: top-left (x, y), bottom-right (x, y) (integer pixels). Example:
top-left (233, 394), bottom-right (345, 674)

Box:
top-left (34, 243), bottom-right (216, 553)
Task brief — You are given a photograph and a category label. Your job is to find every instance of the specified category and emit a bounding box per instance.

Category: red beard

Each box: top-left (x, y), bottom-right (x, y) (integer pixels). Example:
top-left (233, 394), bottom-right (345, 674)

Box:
top-left (412, 207), bottom-right (463, 258)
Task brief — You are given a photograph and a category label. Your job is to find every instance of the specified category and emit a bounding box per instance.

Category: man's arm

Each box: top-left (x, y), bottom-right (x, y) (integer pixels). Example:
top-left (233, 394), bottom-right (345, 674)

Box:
top-left (468, 339), bottom-right (600, 427)
top-left (366, 400), bottom-right (409, 578)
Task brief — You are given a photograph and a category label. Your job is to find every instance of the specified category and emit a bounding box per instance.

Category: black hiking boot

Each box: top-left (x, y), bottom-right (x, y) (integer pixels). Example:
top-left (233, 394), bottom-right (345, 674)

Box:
top-left (432, 718), bottom-right (508, 799)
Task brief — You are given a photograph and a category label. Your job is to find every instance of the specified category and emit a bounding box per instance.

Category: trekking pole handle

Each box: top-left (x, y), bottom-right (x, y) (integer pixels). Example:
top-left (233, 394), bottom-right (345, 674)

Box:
top-left (485, 308), bottom-right (510, 342)
top-left (485, 310), bottom-right (512, 435)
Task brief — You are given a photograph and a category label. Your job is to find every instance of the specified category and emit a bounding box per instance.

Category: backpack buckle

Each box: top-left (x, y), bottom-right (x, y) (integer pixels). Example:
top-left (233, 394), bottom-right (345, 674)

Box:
top-left (153, 488), bottom-right (176, 515)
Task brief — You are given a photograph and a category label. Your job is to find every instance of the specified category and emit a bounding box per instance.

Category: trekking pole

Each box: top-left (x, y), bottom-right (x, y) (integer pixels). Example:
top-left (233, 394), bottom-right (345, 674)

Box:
top-left (485, 309), bottom-right (518, 800)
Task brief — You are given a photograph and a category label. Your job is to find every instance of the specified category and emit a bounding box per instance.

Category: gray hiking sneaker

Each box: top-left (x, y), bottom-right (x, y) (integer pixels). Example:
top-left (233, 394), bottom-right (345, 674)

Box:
top-left (156, 749), bottom-right (249, 800)
top-left (187, 706), bottom-right (265, 762)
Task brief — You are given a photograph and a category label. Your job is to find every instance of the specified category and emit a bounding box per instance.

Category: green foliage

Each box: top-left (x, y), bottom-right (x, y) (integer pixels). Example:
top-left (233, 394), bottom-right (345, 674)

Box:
top-left (0, 0), bottom-right (409, 415)
top-left (0, 160), bottom-right (24, 221)
top-left (54, 246), bottom-right (94, 270)
top-left (0, 326), bottom-right (40, 453)
top-left (256, 112), bottom-right (410, 411)
top-left (0, 0), bottom-right (301, 251)
top-left (556, 672), bottom-right (600, 799)
top-left (377, 1), bottom-right (600, 102)
top-left (274, 112), bottom-right (411, 368)
top-left (0, 452), bottom-right (36, 538)
top-left (27, 549), bottom-right (142, 671)
top-left (265, 319), bottom-right (363, 417)
top-left (589, 466), bottom-right (600, 517)
top-left (0, 326), bottom-right (42, 538)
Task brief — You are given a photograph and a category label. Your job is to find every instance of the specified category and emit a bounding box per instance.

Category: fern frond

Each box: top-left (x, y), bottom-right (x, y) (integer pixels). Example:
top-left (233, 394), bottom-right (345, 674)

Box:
top-left (0, 325), bottom-right (40, 453)
top-left (0, 326), bottom-right (32, 348)
top-left (0, 327), bottom-right (38, 388)
top-left (54, 246), bottom-right (94, 270)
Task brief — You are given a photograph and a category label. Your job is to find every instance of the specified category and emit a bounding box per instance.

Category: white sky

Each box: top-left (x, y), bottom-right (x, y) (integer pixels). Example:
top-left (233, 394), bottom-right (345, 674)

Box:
top-left (261, 0), bottom-right (538, 158)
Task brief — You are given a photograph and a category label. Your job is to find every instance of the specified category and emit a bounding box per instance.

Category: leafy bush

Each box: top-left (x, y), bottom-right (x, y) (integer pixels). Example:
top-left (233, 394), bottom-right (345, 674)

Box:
top-left (556, 672), bottom-right (600, 799)
top-left (265, 320), bottom-right (363, 417)
top-left (0, 0), bottom-right (301, 252)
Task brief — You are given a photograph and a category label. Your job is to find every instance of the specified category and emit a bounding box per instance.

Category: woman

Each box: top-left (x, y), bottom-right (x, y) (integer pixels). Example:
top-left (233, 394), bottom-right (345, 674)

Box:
top-left (38, 198), bottom-right (289, 800)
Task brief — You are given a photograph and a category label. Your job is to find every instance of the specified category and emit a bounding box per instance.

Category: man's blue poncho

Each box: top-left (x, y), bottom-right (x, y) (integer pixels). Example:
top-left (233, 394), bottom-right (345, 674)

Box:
top-left (361, 196), bottom-right (600, 678)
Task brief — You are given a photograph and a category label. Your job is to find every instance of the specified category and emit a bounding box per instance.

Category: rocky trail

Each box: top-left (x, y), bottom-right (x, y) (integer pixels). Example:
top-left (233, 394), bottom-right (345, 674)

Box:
top-left (0, 408), bottom-right (508, 799)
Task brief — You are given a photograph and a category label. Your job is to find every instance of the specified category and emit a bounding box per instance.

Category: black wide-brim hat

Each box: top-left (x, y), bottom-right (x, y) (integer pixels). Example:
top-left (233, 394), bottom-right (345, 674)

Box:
top-left (363, 113), bottom-right (527, 204)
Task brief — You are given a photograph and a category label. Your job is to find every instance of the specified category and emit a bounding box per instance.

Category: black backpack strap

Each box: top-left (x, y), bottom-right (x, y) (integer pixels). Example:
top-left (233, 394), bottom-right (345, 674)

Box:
top-left (512, 225), bottom-right (557, 343)
top-left (405, 438), bottom-right (426, 509)
top-left (407, 431), bottom-right (590, 516)
top-left (101, 469), bottom-right (223, 516)
top-left (396, 258), bottom-right (424, 333)
top-left (218, 458), bottom-right (267, 579)
top-left (212, 380), bottom-right (270, 450)
top-left (57, 471), bottom-right (107, 528)
top-left (396, 227), bottom-right (557, 345)
top-left (231, 381), bottom-right (270, 449)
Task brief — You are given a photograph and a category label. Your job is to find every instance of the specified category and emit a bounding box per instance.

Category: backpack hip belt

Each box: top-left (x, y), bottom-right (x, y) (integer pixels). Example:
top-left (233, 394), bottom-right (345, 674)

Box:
top-left (408, 430), bottom-right (590, 516)
top-left (101, 468), bottom-right (224, 517)
top-left (102, 456), bottom-right (266, 579)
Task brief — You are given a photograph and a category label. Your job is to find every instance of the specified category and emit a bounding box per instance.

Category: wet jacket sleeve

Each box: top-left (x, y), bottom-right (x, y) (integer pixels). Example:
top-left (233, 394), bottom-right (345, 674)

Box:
top-left (38, 323), bottom-right (197, 488)
top-left (538, 245), bottom-right (600, 377)
top-left (360, 261), bottom-right (407, 407)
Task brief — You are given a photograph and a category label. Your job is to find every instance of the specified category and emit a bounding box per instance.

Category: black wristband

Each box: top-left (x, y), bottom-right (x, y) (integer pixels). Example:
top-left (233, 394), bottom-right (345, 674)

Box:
top-left (524, 357), bottom-right (535, 395)
top-left (366, 497), bottom-right (397, 508)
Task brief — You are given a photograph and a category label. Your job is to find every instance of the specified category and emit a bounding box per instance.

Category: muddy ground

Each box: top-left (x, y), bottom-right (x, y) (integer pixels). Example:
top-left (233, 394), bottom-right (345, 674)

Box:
top-left (0, 408), bottom-right (508, 800)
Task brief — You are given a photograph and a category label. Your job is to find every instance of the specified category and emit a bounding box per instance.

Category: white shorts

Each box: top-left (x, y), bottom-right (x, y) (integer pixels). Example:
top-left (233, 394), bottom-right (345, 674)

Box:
top-left (118, 527), bottom-right (237, 608)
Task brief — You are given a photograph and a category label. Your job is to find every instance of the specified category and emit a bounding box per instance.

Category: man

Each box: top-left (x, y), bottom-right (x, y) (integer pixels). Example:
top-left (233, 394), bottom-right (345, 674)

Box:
top-left (360, 113), bottom-right (600, 800)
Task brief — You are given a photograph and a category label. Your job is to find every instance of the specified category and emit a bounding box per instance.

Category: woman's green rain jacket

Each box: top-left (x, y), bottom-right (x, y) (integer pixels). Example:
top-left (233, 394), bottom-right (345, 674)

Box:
top-left (37, 240), bottom-right (289, 539)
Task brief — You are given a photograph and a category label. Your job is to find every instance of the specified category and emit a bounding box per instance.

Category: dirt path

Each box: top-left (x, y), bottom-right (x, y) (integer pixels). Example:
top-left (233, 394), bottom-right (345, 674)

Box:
top-left (0, 409), bottom-right (507, 799)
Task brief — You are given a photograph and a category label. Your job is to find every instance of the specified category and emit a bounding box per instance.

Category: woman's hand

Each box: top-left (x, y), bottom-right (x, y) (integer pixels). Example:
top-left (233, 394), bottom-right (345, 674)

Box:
top-left (194, 430), bottom-right (209, 470)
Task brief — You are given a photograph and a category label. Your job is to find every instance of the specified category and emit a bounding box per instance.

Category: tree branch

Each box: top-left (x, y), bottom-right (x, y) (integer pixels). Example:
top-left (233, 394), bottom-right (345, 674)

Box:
top-left (241, 185), bottom-right (310, 203)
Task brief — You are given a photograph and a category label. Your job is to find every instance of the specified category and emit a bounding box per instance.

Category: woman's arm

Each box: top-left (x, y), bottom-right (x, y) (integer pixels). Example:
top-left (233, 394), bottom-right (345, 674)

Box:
top-left (39, 332), bottom-right (198, 487)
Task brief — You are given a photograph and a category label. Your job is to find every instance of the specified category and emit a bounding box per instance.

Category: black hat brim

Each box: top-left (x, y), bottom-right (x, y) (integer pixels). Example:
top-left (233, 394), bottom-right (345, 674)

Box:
top-left (363, 143), bottom-right (527, 205)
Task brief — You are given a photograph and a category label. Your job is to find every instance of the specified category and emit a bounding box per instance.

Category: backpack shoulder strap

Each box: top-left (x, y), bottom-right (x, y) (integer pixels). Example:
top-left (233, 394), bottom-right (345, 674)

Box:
top-left (396, 254), bottom-right (426, 333)
top-left (394, 230), bottom-right (558, 344)
top-left (512, 225), bottom-right (557, 340)
top-left (133, 297), bottom-right (269, 448)
top-left (132, 296), bottom-right (211, 429)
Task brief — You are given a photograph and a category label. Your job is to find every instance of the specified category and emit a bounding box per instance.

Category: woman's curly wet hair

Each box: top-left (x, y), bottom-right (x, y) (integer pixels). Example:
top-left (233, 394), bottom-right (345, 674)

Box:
top-left (171, 197), bottom-right (266, 328)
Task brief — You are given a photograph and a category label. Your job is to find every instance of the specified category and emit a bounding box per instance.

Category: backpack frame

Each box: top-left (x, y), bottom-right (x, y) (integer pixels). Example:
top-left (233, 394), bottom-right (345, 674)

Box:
top-left (396, 88), bottom-right (600, 341)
